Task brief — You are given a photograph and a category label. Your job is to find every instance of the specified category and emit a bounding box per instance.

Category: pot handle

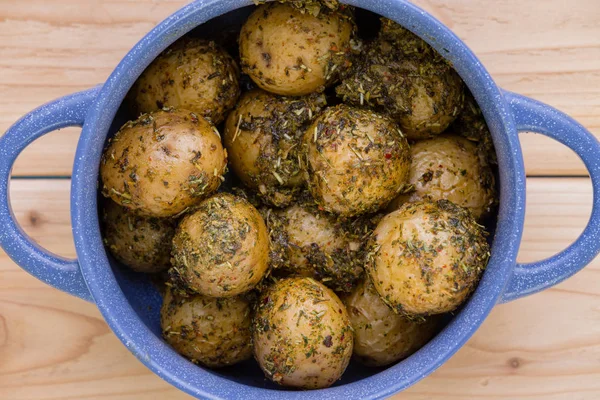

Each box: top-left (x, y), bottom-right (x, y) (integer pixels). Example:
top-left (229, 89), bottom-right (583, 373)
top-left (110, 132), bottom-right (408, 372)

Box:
top-left (0, 87), bottom-right (101, 302)
top-left (500, 90), bottom-right (600, 303)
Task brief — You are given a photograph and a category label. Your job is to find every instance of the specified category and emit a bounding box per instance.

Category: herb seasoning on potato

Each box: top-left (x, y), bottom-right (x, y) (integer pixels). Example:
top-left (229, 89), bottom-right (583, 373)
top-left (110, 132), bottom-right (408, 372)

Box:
top-left (388, 135), bottom-right (497, 220)
top-left (256, 0), bottom-right (342, 16)
top-left (367, 200), bottom-right (489, 316)
top-left (100, 108), bottom-right (227, 218)
top-left (265, 200), bottom-right (370, 292)
top-left (161, 287), bottom-right (253, 368)
top-left (337, 18), bottom-right (464, 140)
top-left (253, 277), bottom-right (353, 389)
top-left (301, 104), bottom-right (411, 217)
top-left (342, 278), bottom-right (441, 367)
top-left (170, 193), bottom-right (269, 298)
top-left (224, 89), bottom-right (326, 206)
top-left (452, 90), bottom-right (497, 165)
top-left (129, 38), bottom-right (240, 124)
top-left (102, 199), bottom-right (177, 273)
top-left (240, 3), bottom-right (356, 96)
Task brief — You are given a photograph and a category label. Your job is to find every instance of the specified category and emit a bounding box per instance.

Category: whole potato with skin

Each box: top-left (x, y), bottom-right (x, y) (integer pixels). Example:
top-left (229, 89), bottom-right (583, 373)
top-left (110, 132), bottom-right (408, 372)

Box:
top-left (265, 202), bottom-right (366, 292)
top-left (102, 199), bottom-right (176, 273)
top-left (392, 57), bottom-right (464, 140)
top-left (224, 89), bottom-right (326, 207)
top-left (342, 278), bottom-right (441, 367)
top-left (337, 19), bottom-right (464, 140)
top-left (170, 193), bottom-right (269, 298)
top-left (161, 288), bottom-right (253, 368)
top-left (366, 200), bottom-right (489, 316)
top-left (253, 277), bottom-right (353, 389)
top-left (129, 38), bottom-right (240, 124)
top-left (388, 135), bottom-right (496, 220)
top-left (100, 109), bottom-right (227, 218)
top-left (240, 3), bottom-right (355, 96)
top-left (302, 105), bottom-right (411, 217)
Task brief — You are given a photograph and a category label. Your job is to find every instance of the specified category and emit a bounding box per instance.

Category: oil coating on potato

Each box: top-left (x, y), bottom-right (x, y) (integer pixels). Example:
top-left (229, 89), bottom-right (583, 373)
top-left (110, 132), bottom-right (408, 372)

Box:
top-left (301, 105), bottom-right (411, 217)
top-left (265, 201), bottom-right (369, 292)
top-left (388, 135), bottom-right (497, 220)
top-left (366, 200), bottom-right (490, 316)
top-left (170, 193), bottom-right (269, 297)
top-left (342, 278), bottom-right (441, 367)
top-left (224, 89), bottom-right (326, 207)
top-left (240, 3), bottom-right (356, 96)
top-left (128, 38), bottom-right (240, 124)
top-left (253, 277), bottom-right (353, 389)
top-left (161, 288), bottom-right (253, 368)
top-left (102, 199), bottom-right (176, 273)
top-left (337, 18), bottom-right (464, 140)
top-left (100, 109), bottom-right (227, 218)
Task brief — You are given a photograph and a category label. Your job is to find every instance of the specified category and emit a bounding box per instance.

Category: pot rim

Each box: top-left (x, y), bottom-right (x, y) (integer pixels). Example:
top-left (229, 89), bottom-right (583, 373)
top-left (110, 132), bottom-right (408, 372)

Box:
top-left (71, 0), bottom-right (526, 398)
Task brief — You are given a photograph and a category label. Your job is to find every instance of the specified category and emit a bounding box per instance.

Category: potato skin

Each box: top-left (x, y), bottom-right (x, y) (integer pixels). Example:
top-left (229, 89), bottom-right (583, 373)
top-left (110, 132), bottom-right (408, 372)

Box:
top-left (265, 202), bottom-right (367, 292)
top-left (129, 38), bottom-right (240, 124)
top-left (240, 3), bottom-right (355, 96)
top-left (101, 200), bottom-right (176, 273)
top-left (301, 105), bottom-right (411, 217)
top-left (366, 200), bottom-right (489, 316)
top-left (100, 109), bottom-right (227, 218)
top-left (170, 193), bottom-right (269, 297)
top-left (337, 18), bottom-right (464, 140)
top-left (253, 277), bottom-right (353, 389)
top-left (161, 288), bottom-right (253, 368)
top-left (388, 135), bottom-right (496, 220)
top-left (341, 278), bottom-right (440, 367)
top-left (224, 89), bottom-right (326, 207)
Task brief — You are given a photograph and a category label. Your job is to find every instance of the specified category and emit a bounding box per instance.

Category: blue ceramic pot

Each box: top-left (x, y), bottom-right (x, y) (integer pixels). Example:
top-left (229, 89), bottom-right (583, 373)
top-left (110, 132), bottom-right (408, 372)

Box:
top-left (2, 1), bottom-right (600, 399)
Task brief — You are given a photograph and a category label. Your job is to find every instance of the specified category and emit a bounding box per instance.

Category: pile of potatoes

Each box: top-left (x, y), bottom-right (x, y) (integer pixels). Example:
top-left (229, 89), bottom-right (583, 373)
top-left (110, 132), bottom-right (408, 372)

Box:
top-left (99, 1), bottom-right (497, 390)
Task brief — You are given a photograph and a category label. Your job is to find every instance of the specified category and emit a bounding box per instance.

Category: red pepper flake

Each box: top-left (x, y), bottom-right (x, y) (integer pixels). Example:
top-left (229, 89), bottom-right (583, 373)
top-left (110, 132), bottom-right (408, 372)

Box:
top-left (385, 153), bottom-right (392, 159)
top-left (330, 45), bottom-right (339, 52)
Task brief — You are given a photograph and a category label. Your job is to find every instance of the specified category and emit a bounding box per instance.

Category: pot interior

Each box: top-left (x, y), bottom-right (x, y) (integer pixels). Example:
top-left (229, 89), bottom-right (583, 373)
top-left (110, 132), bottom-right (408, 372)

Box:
top-left (98, 3), bottom-right (498, 391)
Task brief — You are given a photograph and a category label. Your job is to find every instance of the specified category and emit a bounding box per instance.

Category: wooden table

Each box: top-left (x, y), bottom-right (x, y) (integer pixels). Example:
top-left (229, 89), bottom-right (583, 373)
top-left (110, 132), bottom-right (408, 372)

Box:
top-left (1, 1), bottom-right (599, 399)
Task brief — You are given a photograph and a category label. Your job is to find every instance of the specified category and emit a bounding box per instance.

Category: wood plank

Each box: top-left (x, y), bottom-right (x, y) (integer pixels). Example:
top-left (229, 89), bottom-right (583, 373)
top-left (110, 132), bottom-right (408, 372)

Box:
top-left (0, 177), bottom-right (598, 399)
top-left (1, 0), bottom-right (598, 177)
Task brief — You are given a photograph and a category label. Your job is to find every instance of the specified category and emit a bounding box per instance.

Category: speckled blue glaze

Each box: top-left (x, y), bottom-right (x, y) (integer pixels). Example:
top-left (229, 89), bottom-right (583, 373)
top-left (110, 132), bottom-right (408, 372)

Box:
top-left (1, 1), bottom-right (600, 399)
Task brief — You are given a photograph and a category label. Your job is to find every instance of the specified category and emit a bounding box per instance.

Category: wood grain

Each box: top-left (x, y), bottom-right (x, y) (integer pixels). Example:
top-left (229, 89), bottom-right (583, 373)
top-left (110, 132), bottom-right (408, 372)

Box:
top-left (1, 0), bottom-right (598, 176)
top-left (0, 178), bottom-right (598, 400)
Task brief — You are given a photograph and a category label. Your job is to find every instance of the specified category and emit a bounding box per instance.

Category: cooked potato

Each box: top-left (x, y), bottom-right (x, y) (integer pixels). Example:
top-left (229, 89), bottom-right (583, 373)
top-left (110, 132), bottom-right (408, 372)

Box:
top-left (128, 38), bottom-right (240, 124)
top-left (161, 288), bottom-right (253, 368)
top-left (366, 200), bottom-right (489, 316)
top-left (337, 18), bottom-right (464, 140)
top-left (388, 135), bottom-right (496, 220)
top-left (170, 193), bottom-right (269, 297)
top-left (266, 202), bottom-right (366, 292)
top-left (102, 199), bottom-right (176, 273)
top-left (240, 3), bottom-right (355, 96)
top-left (301, 105), bottom-right (411, 217)
top-left (100, 109), bottom-right (227, 218)
top-left (253, 277), bottom-right (353, 389)
top-left (342, 278), bottom-right (441, 367)
top-left (224, 89), bottom-right (326, 206)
